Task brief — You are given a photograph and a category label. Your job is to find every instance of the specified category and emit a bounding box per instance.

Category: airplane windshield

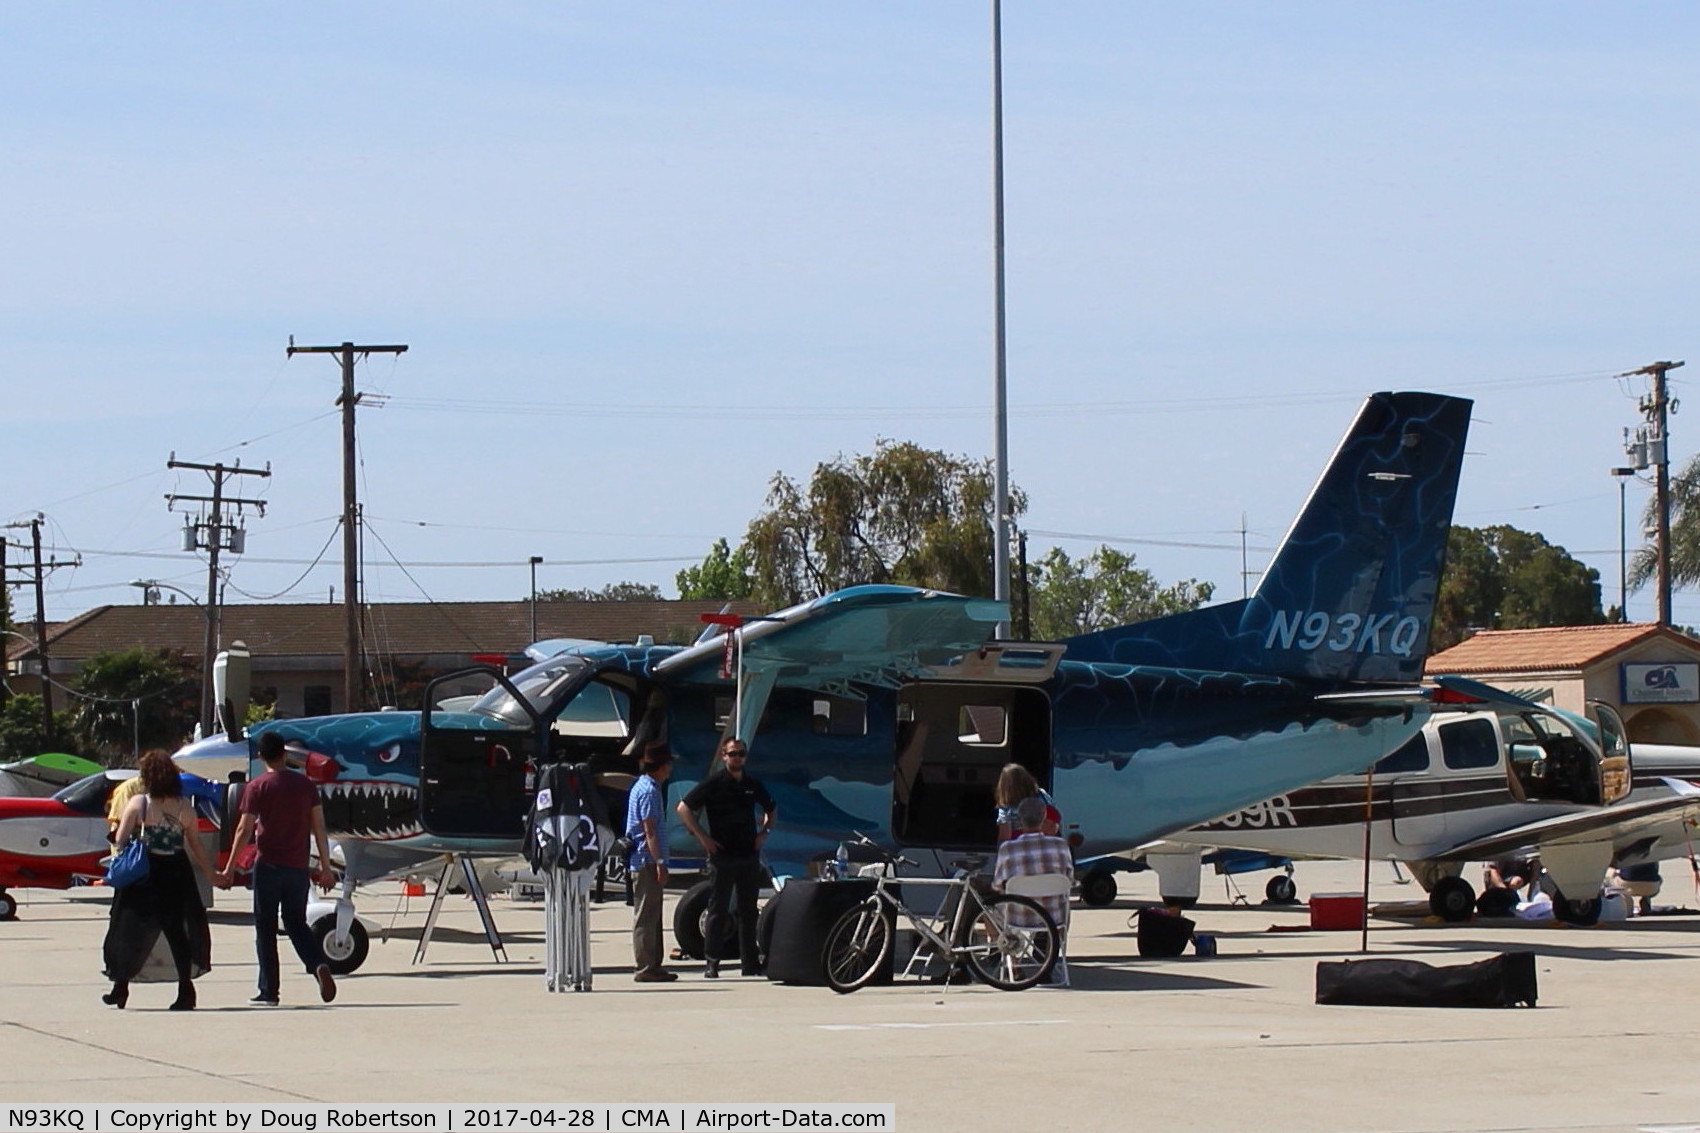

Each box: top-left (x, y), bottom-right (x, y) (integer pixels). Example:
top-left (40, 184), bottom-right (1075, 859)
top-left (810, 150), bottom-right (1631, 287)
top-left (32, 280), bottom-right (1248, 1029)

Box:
top-left (469, 658), bottom-right (592, 729)
top-left (53, 772), bottom-right (118, 816)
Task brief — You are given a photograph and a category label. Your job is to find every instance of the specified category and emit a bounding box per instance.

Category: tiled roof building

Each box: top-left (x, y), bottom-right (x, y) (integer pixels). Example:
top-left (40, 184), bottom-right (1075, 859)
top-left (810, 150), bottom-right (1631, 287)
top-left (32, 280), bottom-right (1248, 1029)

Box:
top-left (1426, 623), bottom-right (1700, 745)
top-left (5, 599), bottom-right (755, 719)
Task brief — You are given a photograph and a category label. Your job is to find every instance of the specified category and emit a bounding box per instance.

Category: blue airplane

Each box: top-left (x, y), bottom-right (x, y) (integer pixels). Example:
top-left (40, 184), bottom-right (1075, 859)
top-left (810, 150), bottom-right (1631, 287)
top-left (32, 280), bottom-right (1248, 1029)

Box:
top-left (221, 390), bottom-right (1470, 966)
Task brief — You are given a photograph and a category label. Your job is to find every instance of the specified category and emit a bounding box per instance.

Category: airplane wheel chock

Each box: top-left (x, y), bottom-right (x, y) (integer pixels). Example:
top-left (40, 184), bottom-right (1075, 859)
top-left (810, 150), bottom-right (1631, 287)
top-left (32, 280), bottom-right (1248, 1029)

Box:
top-left (1428, 876), bottom-right (1476, 922)
top-left (0, 889), bottom-right (16, 920)
top-left (313, 916), bottom-right (371, 975)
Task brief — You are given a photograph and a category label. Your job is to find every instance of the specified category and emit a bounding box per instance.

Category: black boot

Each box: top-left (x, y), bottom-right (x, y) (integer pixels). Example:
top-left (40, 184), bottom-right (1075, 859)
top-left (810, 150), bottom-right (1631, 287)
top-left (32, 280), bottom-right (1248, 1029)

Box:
top-left (169, 981), bottom-right (196, 1011)
top-left (102, 981), bottom-right (129, 1009)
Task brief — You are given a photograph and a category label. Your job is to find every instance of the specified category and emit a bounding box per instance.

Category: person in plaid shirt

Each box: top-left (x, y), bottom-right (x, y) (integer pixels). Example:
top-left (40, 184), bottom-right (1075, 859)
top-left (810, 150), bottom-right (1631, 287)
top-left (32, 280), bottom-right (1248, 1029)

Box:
top-left (993, 795), bottom-right (1073, 987)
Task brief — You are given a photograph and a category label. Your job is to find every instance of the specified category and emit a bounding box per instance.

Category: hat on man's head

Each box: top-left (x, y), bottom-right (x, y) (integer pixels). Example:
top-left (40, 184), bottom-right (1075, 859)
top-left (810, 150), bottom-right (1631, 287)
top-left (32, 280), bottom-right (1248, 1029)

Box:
top-left (1015, 795), bottom-right (1048, 830)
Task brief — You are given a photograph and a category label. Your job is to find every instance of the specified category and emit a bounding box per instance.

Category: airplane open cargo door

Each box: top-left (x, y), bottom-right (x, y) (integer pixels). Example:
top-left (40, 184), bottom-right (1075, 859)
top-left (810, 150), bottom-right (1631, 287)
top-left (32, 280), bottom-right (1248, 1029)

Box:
top-left (418, 666), bottom-right (547, 840)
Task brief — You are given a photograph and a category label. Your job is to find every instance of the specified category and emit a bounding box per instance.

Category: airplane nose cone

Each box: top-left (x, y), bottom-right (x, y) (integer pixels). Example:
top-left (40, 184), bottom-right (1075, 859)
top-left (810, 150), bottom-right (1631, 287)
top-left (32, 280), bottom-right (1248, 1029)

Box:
top-left (304, 751), bottom-right (343, 784)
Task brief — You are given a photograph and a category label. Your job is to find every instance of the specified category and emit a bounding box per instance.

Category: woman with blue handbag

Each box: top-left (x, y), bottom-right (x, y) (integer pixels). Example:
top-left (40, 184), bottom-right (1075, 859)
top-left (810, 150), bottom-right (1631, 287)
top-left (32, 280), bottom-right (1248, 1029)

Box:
top-left (101, 749), bottom-right (216, 1010)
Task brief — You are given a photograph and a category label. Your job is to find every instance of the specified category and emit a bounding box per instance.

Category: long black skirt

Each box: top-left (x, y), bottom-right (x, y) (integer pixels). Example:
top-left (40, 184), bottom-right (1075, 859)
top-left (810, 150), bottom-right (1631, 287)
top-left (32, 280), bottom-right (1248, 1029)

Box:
top-left (102, 852), bottom-right (212, 983)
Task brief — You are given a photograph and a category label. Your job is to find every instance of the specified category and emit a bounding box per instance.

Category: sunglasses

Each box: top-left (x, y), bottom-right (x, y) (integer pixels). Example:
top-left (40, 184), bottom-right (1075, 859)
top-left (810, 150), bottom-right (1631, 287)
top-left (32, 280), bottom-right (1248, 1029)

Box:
top-left (724, 750), bottom-right (748, 758)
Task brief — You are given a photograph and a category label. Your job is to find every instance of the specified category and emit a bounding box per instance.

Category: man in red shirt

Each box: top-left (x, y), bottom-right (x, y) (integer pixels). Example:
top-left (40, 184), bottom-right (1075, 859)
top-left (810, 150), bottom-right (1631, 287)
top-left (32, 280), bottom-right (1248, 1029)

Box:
top-left (217, 731), bottom-right (338, 1005)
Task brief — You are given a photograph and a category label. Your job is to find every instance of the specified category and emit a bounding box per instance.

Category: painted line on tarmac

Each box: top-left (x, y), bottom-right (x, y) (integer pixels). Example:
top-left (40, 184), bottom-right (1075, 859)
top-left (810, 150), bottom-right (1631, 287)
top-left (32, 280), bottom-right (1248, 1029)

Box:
top-left (815, 1019), bottom-right (1071, 1031)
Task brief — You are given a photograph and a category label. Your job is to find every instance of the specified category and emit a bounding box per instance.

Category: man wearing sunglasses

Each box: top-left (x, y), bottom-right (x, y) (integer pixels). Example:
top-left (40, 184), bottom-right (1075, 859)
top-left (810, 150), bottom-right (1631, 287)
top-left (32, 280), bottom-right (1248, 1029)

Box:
top-left (676, 737), bottom-right (777, 978)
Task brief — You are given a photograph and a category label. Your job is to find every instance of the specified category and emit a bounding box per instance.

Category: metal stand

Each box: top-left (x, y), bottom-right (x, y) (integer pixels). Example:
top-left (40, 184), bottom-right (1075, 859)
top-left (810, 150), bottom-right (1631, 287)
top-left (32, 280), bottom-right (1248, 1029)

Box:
top-left (413, 853), bottom-right (507, 965)
top-left (545, 868), bottom-right (594, 991)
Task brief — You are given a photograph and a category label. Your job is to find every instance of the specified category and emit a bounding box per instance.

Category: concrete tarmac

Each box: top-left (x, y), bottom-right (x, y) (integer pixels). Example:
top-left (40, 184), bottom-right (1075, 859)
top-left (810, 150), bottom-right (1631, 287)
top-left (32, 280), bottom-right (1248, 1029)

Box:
top-left (3, 860), bottom-right (1699, 1133)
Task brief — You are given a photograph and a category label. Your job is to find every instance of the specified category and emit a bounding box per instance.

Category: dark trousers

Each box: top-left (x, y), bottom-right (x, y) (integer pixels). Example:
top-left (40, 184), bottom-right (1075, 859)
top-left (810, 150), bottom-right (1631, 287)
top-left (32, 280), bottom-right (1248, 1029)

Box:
top-left (703, 852), bottom-right (764, 971)
top-left (253, 861), bottom-right (326, 997)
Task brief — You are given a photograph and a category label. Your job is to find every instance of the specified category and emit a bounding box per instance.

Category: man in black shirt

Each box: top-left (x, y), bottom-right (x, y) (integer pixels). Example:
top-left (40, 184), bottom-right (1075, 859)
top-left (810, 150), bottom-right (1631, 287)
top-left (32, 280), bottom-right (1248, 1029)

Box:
top-left (676, 736), bottom-right (777, 977)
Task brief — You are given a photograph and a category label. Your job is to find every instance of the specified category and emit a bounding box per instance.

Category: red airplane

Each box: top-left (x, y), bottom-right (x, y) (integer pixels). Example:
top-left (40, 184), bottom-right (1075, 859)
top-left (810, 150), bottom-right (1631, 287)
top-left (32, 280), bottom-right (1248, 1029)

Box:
top-left (0, 770), bottom-right (224, 919)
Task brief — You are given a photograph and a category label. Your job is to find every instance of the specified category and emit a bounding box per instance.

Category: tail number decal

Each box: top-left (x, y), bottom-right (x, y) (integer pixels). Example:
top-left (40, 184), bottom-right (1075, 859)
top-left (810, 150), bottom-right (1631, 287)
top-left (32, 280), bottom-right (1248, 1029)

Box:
top-left (1204, 797), bottom-right (1297, 830)
top-left (1265, 610), bottom-right (1422, 656)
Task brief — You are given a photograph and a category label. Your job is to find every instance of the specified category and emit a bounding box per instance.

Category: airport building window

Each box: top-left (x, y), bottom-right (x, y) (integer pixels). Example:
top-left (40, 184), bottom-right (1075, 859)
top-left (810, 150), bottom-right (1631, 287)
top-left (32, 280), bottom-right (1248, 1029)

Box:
top-left (303, 685), bottom-right (332, 718)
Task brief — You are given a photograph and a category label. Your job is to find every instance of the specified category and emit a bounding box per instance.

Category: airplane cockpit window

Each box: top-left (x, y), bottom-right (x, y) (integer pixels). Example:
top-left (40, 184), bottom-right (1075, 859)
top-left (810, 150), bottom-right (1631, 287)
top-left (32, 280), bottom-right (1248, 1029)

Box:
top-left (470, 657), bottom-right (591, 729)
top-left (554, 681), bottom-right (631, 738)
top-left (1439, 718), bottom-right (1499, 770)
top-left (957, 705), bottom-right (1009, 746)
top-left (1374, 732), bottom-right (1428, 774)
top-left (53, 771), bottom-right (117, 816)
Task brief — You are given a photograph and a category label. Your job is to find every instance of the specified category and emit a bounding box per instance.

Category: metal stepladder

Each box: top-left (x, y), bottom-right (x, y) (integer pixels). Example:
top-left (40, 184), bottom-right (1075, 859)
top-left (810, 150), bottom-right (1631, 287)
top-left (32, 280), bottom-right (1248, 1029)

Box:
top-left (413, 852), bottom-right (508, 965)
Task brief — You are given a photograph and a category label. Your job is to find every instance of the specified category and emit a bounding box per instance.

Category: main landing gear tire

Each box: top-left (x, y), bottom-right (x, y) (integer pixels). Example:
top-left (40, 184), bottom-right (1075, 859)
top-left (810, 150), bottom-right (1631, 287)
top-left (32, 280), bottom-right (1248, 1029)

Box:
top-left (1553, 896), bottom-right (1602, 927)
top-left (672, 879), bottom-right (738, 961)
top-left (1428, 876), bottom-right (1476, 922)
top-left (0, 889), bottom-right (16, 920)
top-left (313, 917), bottom-right (370, 975)
top-left (1265, 875), bottom-right (1299, 905)
top-left (1078, 869), bottom-right (1118, 908)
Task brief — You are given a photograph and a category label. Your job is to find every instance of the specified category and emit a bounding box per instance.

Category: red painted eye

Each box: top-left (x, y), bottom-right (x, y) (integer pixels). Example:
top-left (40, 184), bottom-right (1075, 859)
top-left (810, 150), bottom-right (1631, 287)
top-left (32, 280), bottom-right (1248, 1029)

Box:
top-left (377, 743), bottom-right (402, 765)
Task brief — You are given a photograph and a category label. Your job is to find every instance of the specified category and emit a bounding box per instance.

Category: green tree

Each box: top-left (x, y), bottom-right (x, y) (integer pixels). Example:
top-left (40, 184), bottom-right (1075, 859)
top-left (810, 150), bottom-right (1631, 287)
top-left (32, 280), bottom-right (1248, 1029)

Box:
top-left (0, 694), bottom-right (76, 763)
top-left (537, 581), bottom-right (665, 602)
top-left (1433, 525), bottom-right (1604, 651)
top-left (1630, 452), bottom-right (1700, 595)
top-left (1025, 545), bottom-right (1214, 640)
top-left (676, 538), bottom-right (755, 601)
top-left (70, 648), bottom-right (198, 764)
top-left (741, 440), bottom-right (1025, 608)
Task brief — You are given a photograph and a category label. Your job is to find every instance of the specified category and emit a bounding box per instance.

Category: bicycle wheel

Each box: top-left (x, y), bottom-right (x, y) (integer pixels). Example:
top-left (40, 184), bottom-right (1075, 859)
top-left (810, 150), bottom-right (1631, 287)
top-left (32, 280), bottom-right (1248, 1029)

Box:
top-left (822, 899), bottom-right (892, 994)
top-left (962, 893), bottom-right (1058, 991)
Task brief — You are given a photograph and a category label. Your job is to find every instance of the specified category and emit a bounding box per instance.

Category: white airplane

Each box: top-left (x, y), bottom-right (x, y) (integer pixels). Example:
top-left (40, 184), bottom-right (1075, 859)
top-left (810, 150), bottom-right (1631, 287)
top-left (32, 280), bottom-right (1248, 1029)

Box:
top-left (1151, 678), bottom-right (1700, 924)
top-left (0, 753), bottom-right (103, 798)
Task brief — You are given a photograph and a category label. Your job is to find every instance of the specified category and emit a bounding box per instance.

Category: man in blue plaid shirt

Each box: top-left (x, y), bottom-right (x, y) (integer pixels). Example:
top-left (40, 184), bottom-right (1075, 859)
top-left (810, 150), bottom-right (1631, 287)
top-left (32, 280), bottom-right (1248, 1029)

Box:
top-left (993, 795), bottom-right (1073, 987)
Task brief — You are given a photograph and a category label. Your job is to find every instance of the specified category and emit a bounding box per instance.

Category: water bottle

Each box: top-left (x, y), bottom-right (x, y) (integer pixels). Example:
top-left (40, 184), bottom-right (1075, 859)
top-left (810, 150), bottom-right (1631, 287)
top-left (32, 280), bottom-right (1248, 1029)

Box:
top-left (835, 841), bottom-right (850, 881)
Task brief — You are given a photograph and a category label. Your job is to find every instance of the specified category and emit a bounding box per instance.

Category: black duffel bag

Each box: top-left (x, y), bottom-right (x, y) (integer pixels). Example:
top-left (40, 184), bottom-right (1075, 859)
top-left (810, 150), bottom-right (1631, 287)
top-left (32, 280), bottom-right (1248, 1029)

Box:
top-left (1316, 951), bottom-right (1537, 1008)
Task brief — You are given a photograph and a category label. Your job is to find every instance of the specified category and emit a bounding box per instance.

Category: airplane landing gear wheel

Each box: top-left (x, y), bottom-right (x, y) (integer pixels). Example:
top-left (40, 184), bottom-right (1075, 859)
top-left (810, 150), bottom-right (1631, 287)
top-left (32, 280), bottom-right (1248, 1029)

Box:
top-left (1079, 869), bottom-right (1117, 907)
top-left (0, 889), bottom-right (16, 920)
top-left (313, 917), bottom-right (370, 974)
top-left (672, 879), bottom-right (738, 961)
top-left (1553, 896), bottom-right (1602, 926)
top-left (1265, 875), bottom-right (1299, 905)
top-left (1428, 876), bottom-right (1475, 922)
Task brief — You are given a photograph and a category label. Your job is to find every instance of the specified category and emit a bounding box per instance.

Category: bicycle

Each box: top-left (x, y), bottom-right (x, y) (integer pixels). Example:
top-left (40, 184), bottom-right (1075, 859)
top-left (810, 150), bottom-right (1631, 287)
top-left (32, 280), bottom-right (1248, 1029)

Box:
top-left (820, 833), bottom-right (1061, 993)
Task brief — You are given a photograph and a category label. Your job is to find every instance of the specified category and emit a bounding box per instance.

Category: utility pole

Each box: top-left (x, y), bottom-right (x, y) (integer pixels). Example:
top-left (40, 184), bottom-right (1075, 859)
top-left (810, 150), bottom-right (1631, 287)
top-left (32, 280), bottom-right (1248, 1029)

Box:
top-left (167, 456), bottom-right (270, 733)
top-left (1623, 361), bottom-right (1685, 626)
top-left (288, 339), bottom-right (408, 712)
top-left (2, 517), bottom-right (80, 736)
top-left (989, 0), bottom-right (1012, 638)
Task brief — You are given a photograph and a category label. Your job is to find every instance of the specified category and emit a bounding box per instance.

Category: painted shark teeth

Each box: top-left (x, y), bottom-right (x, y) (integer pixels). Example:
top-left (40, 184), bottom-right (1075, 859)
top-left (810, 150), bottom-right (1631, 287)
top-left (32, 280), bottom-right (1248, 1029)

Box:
top-left (319, 780), bottom-right (423, 842)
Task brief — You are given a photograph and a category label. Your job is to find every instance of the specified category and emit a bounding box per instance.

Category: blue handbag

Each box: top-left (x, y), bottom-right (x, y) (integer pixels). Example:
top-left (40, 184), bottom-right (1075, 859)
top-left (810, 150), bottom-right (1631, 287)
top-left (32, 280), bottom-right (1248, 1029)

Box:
top-left (105, 796), bottom-right (151, 889)
top-left (105, 836), bottom-right (150, 888)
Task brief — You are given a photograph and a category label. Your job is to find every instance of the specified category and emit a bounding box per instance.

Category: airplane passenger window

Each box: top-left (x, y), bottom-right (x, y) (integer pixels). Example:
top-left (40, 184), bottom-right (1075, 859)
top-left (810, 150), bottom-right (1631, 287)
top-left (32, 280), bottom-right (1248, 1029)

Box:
top-left (957, 705), bottom-right (1008, 746)
top-left (1374, 733), bottom-right (1428, 773)
top-left (1439, 718), bottom-right (1499, 769)
top-left (813, 696), bottom-right (868, 736)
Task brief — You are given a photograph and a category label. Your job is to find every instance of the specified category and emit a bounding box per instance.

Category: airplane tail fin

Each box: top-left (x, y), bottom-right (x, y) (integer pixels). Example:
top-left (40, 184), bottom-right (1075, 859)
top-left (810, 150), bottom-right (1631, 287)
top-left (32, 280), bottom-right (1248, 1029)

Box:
top-left (1063, 391), bottom-right (1472, 685)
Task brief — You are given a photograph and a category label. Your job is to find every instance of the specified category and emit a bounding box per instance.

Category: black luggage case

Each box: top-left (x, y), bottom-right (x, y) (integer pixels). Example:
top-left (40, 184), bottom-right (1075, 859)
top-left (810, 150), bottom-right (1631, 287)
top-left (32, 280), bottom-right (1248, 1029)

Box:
top-left (763, 878), bottom-right (884, 986)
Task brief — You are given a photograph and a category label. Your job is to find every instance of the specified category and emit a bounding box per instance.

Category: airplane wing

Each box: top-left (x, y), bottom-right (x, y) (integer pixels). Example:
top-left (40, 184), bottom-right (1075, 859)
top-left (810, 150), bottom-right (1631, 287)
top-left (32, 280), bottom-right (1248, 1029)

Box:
top-left (654, 585), bottom-right (1008, 693)
top-left (1427, 789), bottom-right (1700, 863)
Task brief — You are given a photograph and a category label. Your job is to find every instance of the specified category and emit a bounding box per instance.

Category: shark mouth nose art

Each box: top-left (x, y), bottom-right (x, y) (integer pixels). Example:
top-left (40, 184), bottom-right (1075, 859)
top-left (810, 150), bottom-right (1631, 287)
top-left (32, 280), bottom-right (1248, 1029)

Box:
top-left (319, 780), bottom-right (422, 841)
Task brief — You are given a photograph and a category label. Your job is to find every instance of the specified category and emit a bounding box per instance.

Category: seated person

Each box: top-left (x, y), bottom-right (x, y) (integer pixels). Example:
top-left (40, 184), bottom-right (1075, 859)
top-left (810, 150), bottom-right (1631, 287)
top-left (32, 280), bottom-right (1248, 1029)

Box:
top-left (1477, 854), bottom-right (1539, 917)
top-left (993, 795), bottom-right (1073, 987)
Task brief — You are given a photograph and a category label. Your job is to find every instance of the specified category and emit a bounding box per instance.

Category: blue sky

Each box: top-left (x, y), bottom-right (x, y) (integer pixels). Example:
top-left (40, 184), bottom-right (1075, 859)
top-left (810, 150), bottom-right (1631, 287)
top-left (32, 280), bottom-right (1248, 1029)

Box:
top-left (4, 3), bottom-right (1698, 626)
